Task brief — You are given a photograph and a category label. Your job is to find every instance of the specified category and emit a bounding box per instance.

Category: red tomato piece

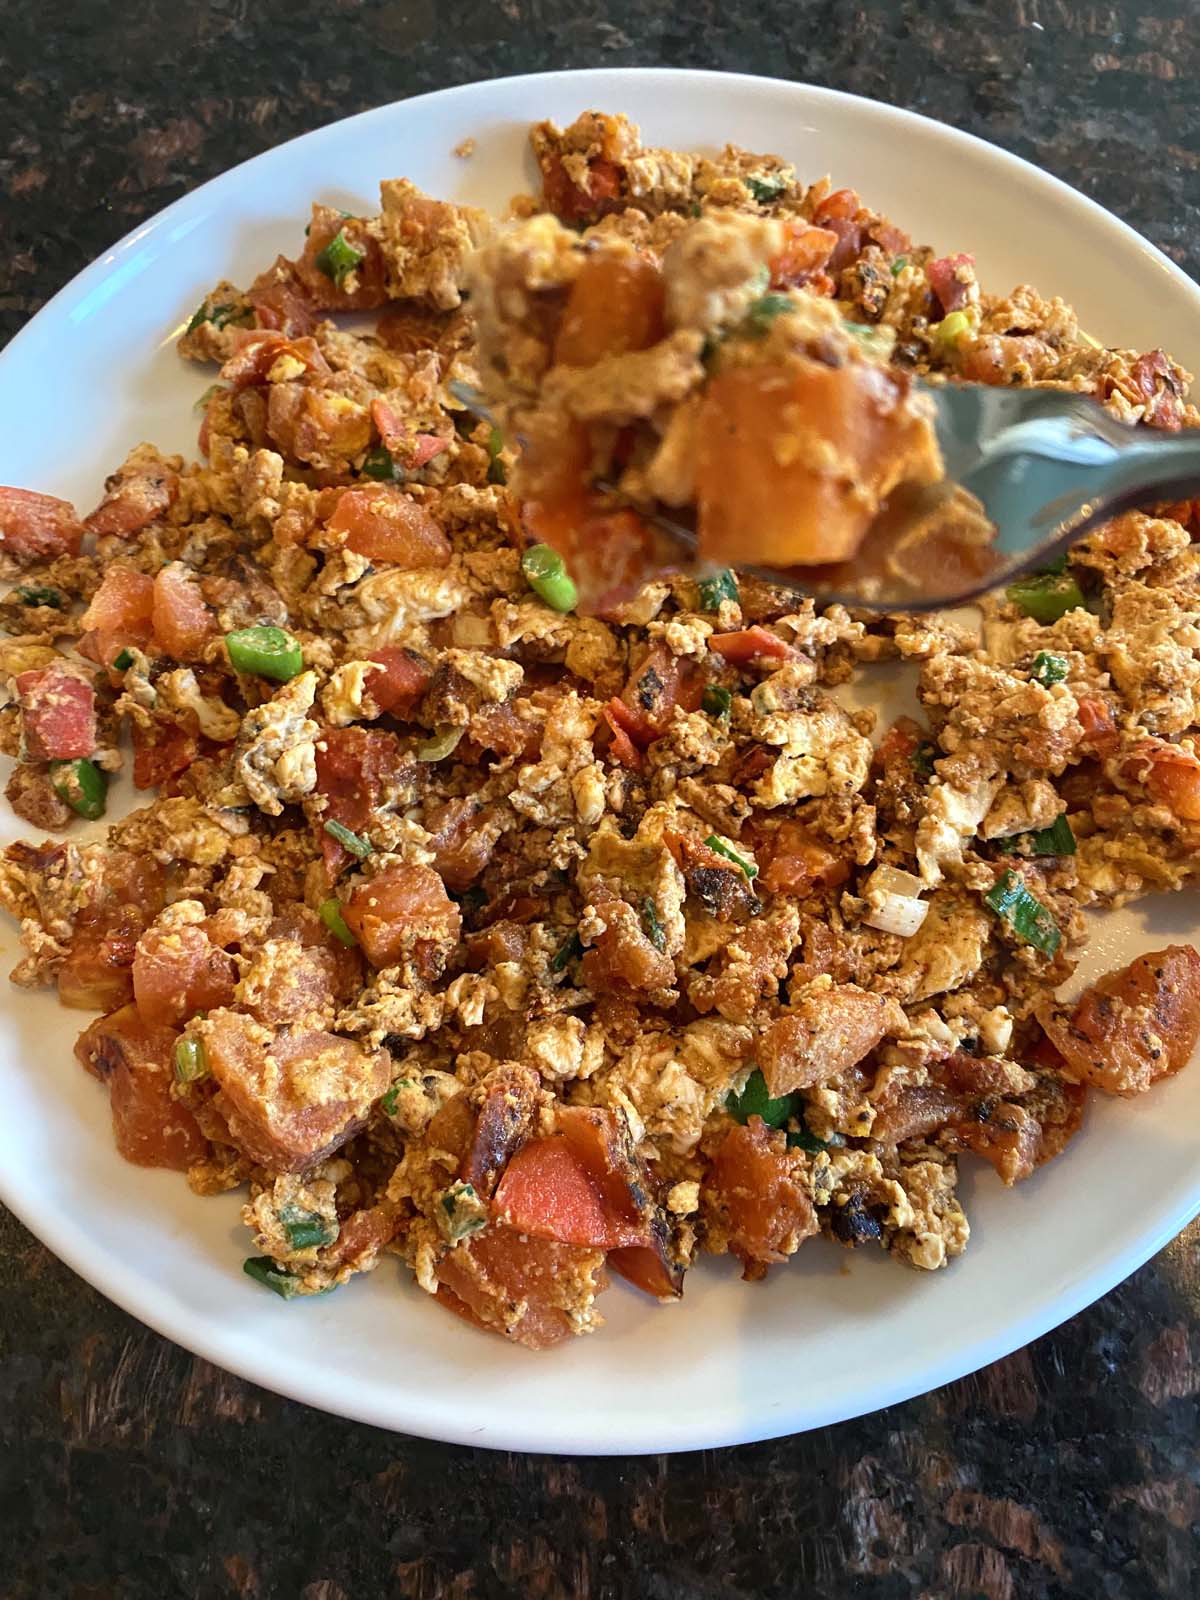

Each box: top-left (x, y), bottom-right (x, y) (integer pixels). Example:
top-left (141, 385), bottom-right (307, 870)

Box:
top-left (246, 254), bottom-right (318, 337)
top-left (75, 1003), bottom-right (208, 1170)
top-left (708, 626), bottom-right (794, 664)
top-left (132, 715), bottom-right (199, 792)
top-left (555, 253), bottom-right (665, 367)
top-left (314, 726), bottom-right (406, 876)
top-left (85, 456), bottom-right (178, 537)
top-left (493, 1135), bottom-right (621, 1248)
top-left (326, 485), bottom-right (451, 567)
top-left (756, 819), bottom-right (850, 896)
top-left (343, 863), bottom-right (462, 971)
top-left (1121, 738), bottom-right (1200, 820)
top-left (132, 923), bottom-right (238, 1027)
top-left (0, 486), bottom-right (84, 564)
top-left (707, 1118), bottom-right (818, 1275)
top-left (927, 252), bottom-right (976, 316)
top-left (614, 642), bottom-right (706, 748)
top-left (16, 667), bottom-right (96, 760)
top-left (541, 153), bottom-right (623, 225)
top-left (603, 702), bottom-right (643, 770)
top-left (152, 563), bottom-right (213, 660)
top-left (293, 205), bottom-right (388, 311)
top-left (78, 566), bottom-right (155, 668)
top-left (1076, 695), bottom-right (1119, 756)
top-left (437, 1227), bottom-right (606, 1350)
top-left (219, 331), bottom-right (330, 391)
top-left (770, 221), bottom-right (837, 290)
top-left (367, 647), bottom-right (432, 716)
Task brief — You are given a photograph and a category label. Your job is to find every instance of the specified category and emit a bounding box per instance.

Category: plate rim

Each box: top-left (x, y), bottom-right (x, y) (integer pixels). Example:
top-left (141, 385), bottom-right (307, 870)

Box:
top-left (2, 65), bottom-right (1199, 1454)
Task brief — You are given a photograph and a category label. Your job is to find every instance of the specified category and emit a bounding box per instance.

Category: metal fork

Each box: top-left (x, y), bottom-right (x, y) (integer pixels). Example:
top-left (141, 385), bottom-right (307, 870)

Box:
top-left (449, 380), bottom-right (1200, 611)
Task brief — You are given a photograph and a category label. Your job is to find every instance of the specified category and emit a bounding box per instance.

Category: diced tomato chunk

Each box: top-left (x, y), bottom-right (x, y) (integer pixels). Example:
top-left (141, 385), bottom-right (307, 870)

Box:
top-left (75, 1003), bottom-right (208, 1170)
top-left (151, 563), bottom-right (212, 660)
top-left (603, 702), bottom-right (642, 769)
top-left (755, 819), bottom-right (849, 895)
top-left (0, 486), bottom-right (84, 564)
top-left (78, 566), bottom-right (155, 667)
top-left (219, 330), bottom-right (330, 391)
top-left (1076, 695), bottom-right (1118, 756)
top-left (555, 253), bottom-right (665, 367)
top-left (770, 221), bottom-right (837, 290)
top-left (708, 626), bottom-right (793, 664)
top-left (326, 485), bottom-right (451, 567)
top-left (246, 255), bottom-right (318, 337)
top-left (15, 667), bottom-right (96, 760)
top-left (133, 923), bottom-right (238, 1027)
top-left (314, 726), bottom-right (407, 876)
top-left (294, 206), bottom-right (388, 311)
top-left (132, 715), bottom-right (198, 792)
top-left (57, 853), bottom-right (165, 1011)
top-left (541, 153), bottom-right (623, 225)
top-left (202, 1010), bottom-right (391, 1170)
top-left (437, 1227), bottom-right (606, 1350)
top-left (613, 642), bottom-right (706, 747)
top-left (1039, 944), bottom-right (1200, 1096)
top-left (927, 252), bottom-right (976, 316)
top-left (367, 647), bottom-right (433, 716)
top-left (343, 863), bottom-right (462, 971)
top-left (707, 1117), bottom-right (818, 1275)
top-left (1120, 738), bottom-right (1200, 820)
top-left (85, 455), bottom-right (178, 537)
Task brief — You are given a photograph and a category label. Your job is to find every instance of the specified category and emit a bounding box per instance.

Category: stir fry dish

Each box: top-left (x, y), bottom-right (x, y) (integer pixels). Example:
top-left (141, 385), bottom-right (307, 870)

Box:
top-left (0, 109), bottom-right (1198, 1350)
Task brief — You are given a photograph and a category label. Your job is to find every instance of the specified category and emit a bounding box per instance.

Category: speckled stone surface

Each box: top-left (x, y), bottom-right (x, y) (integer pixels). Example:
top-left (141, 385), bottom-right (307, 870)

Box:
top-left (1, 3), bottom-right (1198, 1595)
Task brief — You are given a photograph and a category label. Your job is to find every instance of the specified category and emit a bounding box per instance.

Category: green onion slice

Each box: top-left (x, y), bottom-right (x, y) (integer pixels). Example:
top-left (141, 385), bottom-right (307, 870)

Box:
top-left (279, 1204), bottom-right (338, 1251)
top-left (173, 1036), bottom-right (208, 1084)
top-left (112, 647), bottom-right (135, 672)
top-left (319, 897), bottom-right (357, 947)
top-left (49, 758), bottom-right (107, 821)
top-left (225, 625), bottom-right (304, 681)
top-left (314, 228), bottom-right (365, 289)
top-left (362, 445), bottom-right (403, 481)
top-left (1006, 573), bottom-right (1086, 625)
top-left (641, 897), bottom-right (666, 952)
top-left (746, 173), bottom-right (788, 203)
top-left (744, 292), bottom-right (793, 336)
top-left (550, 931), bottom-right (583, 974)
top-left (13, 584), bottom-right (63, 609)
top-left (727, 1068), bottom-right (794, 1129)
top-left (486, 426), bottom-right (507, 485)
top-left (416, 725), bottom-right (464, 762)
top-left (323, 818), bottom-right (371, 859)
top-left (984, 869), bottom-right (1062, 956)
top-left (933, 309), bottom-right (971, 348)
top-left (1020, 815), bottom-right (1077, 858)
top-left (702, 684), bottom-right (732, 720)
top-left (698, 568), bottom-right (739, 610)
top-left (704, 833), bottom-right (758, 880)
top-left (243, 1256), bottom-right (330, 1300)
top-left (521, 544), bottom-right (578, 613)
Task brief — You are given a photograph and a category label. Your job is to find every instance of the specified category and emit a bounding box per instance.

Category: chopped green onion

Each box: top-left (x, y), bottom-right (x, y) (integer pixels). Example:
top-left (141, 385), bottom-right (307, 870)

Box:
top-left (698, 568), bottom-right (739, 610)
top-left (242, 1256), bottom-right (329, 1300)
top-left (1040, 553), bottom-right (1068, 576)
top-left (521, 543), bottom-right (577, 612)
top-left (746, 173), bottom-right (788, 203)
top-left (1030, 650), bottom-right (1069, 687)
top-left (891, 256), bottom-right (907, 276)
top-left (1019, 815), bottom-right (1077, 858)
top-left (641, 897), bottom-right (666, 952)
top-left (787, 1121), bottom-right (835, 1154)
top-left (440, 1180), bottom-right (487, 1244)
top-left (843, 320), bottom-right (896, 359)
top-left (186, 301), bottom-right (251, 335)
top-left (225, 624), bottom-right (304, 681)
top-left (1006, 573), bottom-right (1086, 624)
top-left (984, 869), bottom-right (1061, 956)
top-left (48, 758), bottom-right (107, 821)
top-left (194, 382), bottom-right (225, 412)
top-left (314, 228), bottom-right (365, 289)
top-left (323, 818), bottom-right (371, 859)
top-left (111, 647), bottom-right (134, 672)
top-left (727, 1068), bottom-right (794, 1129)
top-left (704, 833), bottom-right (758, 880)
top-left (702, 684), bottom-right (732, 720)
top-left (319, 897), bottom-right (357, 947)
top-left (416, 725), bottom-right (464, 762)
top-left (12, 584), bottom-right (63, 609)
top-left (362, 445), bottom-right (404, 481)
top-left (551, 930), bottom-right (583, 973)
top-left (173, 1036), bottom-right (208, 1084)
top-left (911, 741), bottom-right (937, 778)
top-left (933, 309), bottom-right (971, 349)
top-left (380, 1078), bottom-right (415, 1117)
top-left (486, 426), bottom-right (507, 486)
top-left (743, 292), bottom-right (793, 336)
top-left (279, 1204), bottom-right (338, 1251)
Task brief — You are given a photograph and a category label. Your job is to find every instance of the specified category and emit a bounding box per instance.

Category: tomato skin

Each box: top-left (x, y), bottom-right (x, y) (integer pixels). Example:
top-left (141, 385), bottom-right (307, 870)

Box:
top-left (708, 627), bottom-right (793, 665)
top-left (0, 487), bottom-right (84, 564)
top-left (246, 254), bottom-right (318, 336)
top-left (15, 667), bottom-right (97, 760)
top-left (132, 923), bottom-right (238, 1027)
top-left (366, 648), bottom-right (432, 716)
top-left (326, 485), bottom-right (451, 567)
top-left (707, 1117), bottom-right (818, 1274)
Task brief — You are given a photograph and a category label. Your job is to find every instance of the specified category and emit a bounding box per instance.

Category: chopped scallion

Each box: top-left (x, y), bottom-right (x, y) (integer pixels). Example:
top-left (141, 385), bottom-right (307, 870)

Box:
top-left (323, 818), bottom-right (371, 859)
top-left (13, 584), bottom-right (63, 609)
top-left (933, 309), bottom-right (971, 348)
top-left (521, 543), bottom-right (577, 612)
top-left (112, 647), bottom-right (134, 672)
top-left (984, 869), bottom-right (1062, 956)
top-left (697, 568), bottom-right (739, 610)
top-left (279, 1204), bottom-right (338, 1251)
top-left (318, 897), bottom-right (357, 947)
top-left (243, 1256), bottom-right (327, 1300)
top-left (743, 292), bottom-right (793, 336)
top-left (416, 725), bottom-right (464, 762)
top-left (746, 173), bottom-right (788, 203)
top-left (911, 741), bottom-right (937, 778)
top-left (727, 1068), bottom-right (794, 1129)
top-left (1019, 814), bottom-right (1077, 858)
top-left (362, 445), bottom-right (403, 481)
top-left (704, 833), bottom-right (758, 880)
top-left (314, 227), bottom-right (365, 289)
top-left (641, 897), bottom-right (666, 952)
top-left (225, 624), bottom-right (304, 681)
top-left (1030, 650), bottom-right (1069, 687)
top-left (1006, 573), bottom-right (1085, 624)
top-left (173, 1036), bottom-right (208, 1084)
top-left (702, 684), bottom-right (732, 720)
top-left (48, 758), bottom-right (107, 821)
top-left (550, 930), bottom-right (583, 973)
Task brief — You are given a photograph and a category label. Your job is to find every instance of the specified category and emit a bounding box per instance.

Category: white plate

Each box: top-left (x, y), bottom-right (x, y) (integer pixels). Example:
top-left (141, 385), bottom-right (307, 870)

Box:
top-left (1, 68), bottom-right (1198, 1455)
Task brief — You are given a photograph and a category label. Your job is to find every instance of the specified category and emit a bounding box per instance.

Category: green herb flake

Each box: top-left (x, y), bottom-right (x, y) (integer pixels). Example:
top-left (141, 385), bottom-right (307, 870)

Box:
top-left (743, 292), bottom-right (794, 336)
top-left (910, 741), bottom-right (937, 778)
top-left (984, 869), bottom-right (1062, 956)
top-left (550, 931), bottom-right (583, 974)
top-left (243, 1256), bottom-right (332, 1301)
top-left (13, 584), bottom-right (63, 609)
top-left (1030, 650), bottom-right (1069, 687)
top-left (380, 1078), bottom-right (416, 1117)
top-left (362, 444), bottom-right (404, 481)
top-left (323, 818), bottom-right (372, 859)
top-left (314, 227), bottom-right (365, 289)
top-left (1006, 572), bottom-right (1086, 625)
top-left (704, 833), bottom-right (758, 880)
top-left (891, 256), bottom-right (907, 276)
top-left (727, 1068), bottom-right (794, 1130)
top-left (641, 897), bottom-right (666, 952)
top-left (702, 684), bottom-right (732, 720)
top-left (318, 897), bottom-right (357, 947)
top-left (279, 1204), bottom-right (338, 1251)
top-left (747, 173), bottom-right (788, 204)
top-left (786, 1121), bottom-right (833, 1154)
top-left (112, 647), bottom-right (135, 672)
top-left (697, 568), bottom-right (739, 611)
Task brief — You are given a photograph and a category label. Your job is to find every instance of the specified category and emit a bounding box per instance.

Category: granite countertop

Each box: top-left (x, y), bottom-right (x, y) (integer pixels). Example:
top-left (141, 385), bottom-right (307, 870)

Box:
top-left (1, 3), bottom-right (1198, 1595)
